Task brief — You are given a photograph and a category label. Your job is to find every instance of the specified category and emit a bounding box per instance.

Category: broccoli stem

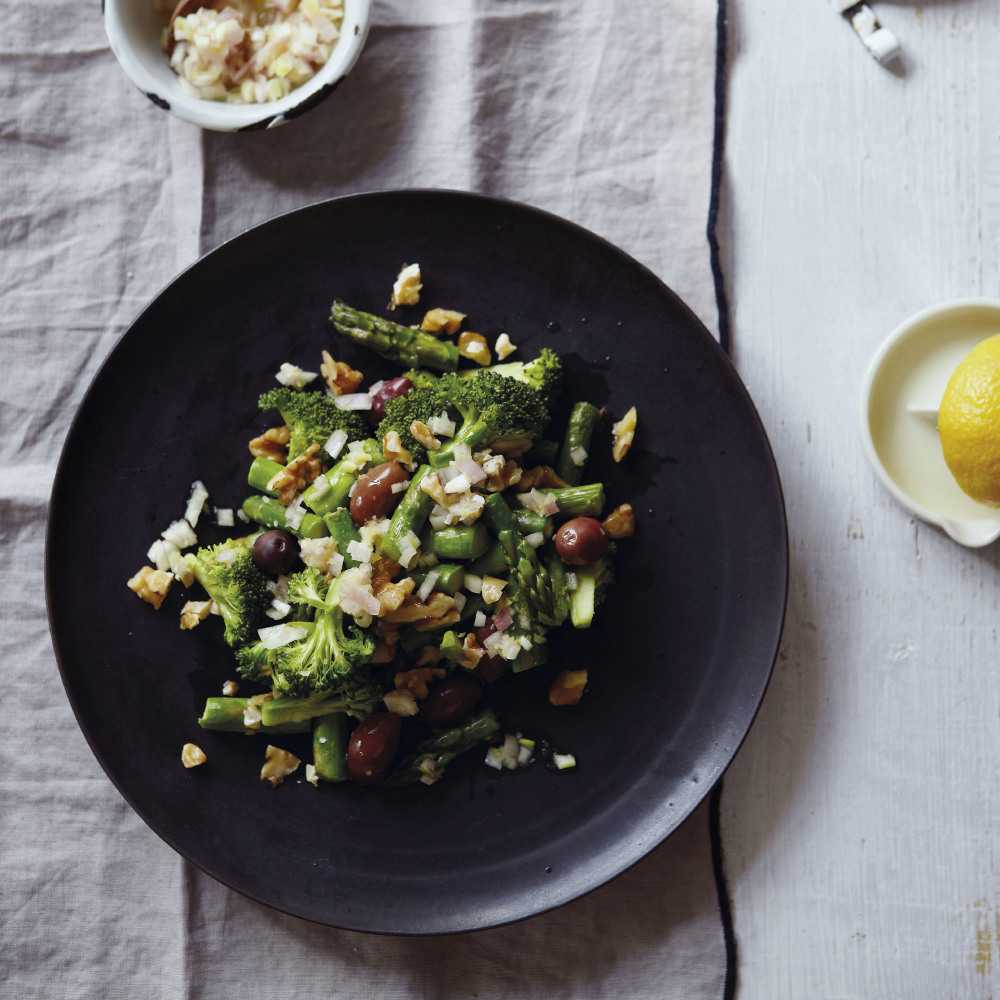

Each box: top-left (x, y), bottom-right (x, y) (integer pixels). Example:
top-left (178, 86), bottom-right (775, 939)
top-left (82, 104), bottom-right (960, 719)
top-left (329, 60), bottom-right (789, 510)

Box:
top-left (261, 695), bottom-right (354, 728)
top-left (422, 522), bottom-right (491, 561)
top-left (381, 464), bottom-right (435, 563)
top-left (380, 708), bottom-right (502, 786)
top-left (313, 712), bottom-right (353, 781)
top-left (323, 508), bottom-right (363, 568)
top-left (241, 495), bottom-right (329, 539)
top-left (407, 562), bottom-right (466, 595)
top-left (197, 697), bottom-right (310, 735)
top-left (555, 402), bottom-right (601, 486)
top-left (330, 301), bottom-right (460, 372)
top-left (248, 456), bottom-right (282, 496)
top-left (537, 483), bottom-right (605, 519)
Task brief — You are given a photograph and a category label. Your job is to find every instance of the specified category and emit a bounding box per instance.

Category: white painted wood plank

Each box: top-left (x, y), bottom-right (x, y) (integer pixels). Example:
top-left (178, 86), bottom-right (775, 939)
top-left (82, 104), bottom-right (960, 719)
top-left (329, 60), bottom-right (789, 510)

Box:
top-left (720, 2), bottom-right (1000, 996)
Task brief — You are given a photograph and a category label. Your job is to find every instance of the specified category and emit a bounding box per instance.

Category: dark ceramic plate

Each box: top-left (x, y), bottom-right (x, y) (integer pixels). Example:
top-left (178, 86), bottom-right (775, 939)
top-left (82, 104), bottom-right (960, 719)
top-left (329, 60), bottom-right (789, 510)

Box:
top-left (46, 190), bottom-right (786, 935)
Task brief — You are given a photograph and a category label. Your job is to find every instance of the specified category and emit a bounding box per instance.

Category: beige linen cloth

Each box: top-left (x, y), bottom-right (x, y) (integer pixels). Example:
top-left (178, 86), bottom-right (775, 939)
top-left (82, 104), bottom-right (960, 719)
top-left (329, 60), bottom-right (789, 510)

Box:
top-left (2, 1), bottom-right (732, 996)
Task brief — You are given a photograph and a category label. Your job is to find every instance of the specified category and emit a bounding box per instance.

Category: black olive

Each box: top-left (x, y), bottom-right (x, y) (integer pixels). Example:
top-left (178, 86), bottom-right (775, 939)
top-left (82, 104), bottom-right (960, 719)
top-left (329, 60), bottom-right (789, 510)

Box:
top-left (251, 529), bottom-right (299, 575)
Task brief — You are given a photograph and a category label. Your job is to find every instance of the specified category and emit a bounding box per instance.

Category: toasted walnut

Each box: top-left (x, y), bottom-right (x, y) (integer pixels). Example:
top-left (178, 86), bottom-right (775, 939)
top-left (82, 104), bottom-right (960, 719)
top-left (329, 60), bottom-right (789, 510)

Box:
top-left (612, 406), bottom-right (637, 462)
top-left (370, 555), bottom-right (404, 597)
top-left (266, 442), bottom-right (323, 505)
top-left (383, 591), bottom-right (461, 631)
top-left (181, 743), bottom-right (207, 768)
top-left (394, 666), bottom-right (447, 700)
top-left (421, 308), bottom-right (465, 335)
top-left (249, 424), bottom-right (290, 463)
top-left (482, 454), bottom-right (522, 492)
top-left (549, 669), bottom-right (588, 706)
top-left (419, 471), bottom-right (447, 505)
top-left (376, 577), bottom-right (417, 615)
top-left (381, 430), bottom-right (414, 468)
top-left (383, 688), bottom-right (419, 716)
top-left (459, 633), bottom-right (485, 670)
top-left (457, 331), bottom-right (491, 366)
top-left (390, 263), bottom-right (422, 308)
top-left (179, 599), bottom-right (213, 630)
top-left (603, 503), bottom-right (636, 538)
top-left (261, 745), bottom-right (301, 786)
top-left (411, 420), bottom-right (441, 451)
top-left (515, 465), bottom-right (568, 492)
top-left (127, 566), bottom-right (172, 610)
top-left (320, 350), bottom-right (364, 397)
top-left (416, 645), bottom-right (442, 666)
top-left (222, 680), bottom-right (239, 697)
top-left (480, 575), bottom-right (506, 605)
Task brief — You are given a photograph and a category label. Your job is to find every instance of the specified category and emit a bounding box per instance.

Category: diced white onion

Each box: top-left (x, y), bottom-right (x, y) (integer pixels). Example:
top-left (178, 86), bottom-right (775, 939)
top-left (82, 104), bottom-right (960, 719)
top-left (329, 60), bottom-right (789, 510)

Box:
top-left (416, 571), bottom-right (439, 603)
top-left (216, 508), bottom-right (234, 527)
top-left (334, 393), bottom-right (372, 411)
top-left (324, 429), bottom-right (348, 459)
top-left (275, 362), bottom-right (318, 389)
top-left (184, 480), bottom-right (209, 527)
top-left (525, 531), bottom-right (545, 548)
top-left (443, 473), bottom-right (471, 495)
top-left (257, 623), bottom-right (308, 649)
top-left (570, 445), bottom-right (588, 467)
top-left (162, 519), bottom-right (198, 549)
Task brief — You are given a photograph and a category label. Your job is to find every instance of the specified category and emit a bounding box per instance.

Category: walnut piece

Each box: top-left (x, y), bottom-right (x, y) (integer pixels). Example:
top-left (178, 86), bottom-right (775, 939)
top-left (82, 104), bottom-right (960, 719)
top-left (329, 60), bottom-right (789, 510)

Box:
top-left (410, 420), bottom-right (441, 451)
top-left (249, 424), bottom-right (290, 463)
top-left (420, 308), bottom-right (465, 335)
top-left (457, 331), bottom-right (491, 366)
top-left (390, 263), bottom-right (422, 309)
top-left (603, 503), bottom-right (636, 538)
top-left (549, 669), bottom-right (588, 706)
top-left (179, 599), bottom-right (213, 630)
top-left (261, 745), bottom-right (300, 787)
top-left (320, 350), bottom-right (364, 397)
top-left (181, 743), bottom-right (207, 768)
top-left (266, 442), bottom-right (323, 505)
top-left (612, 406), bottom-right (637, 462)
top-left (127, 566), bottom-right (172, 610)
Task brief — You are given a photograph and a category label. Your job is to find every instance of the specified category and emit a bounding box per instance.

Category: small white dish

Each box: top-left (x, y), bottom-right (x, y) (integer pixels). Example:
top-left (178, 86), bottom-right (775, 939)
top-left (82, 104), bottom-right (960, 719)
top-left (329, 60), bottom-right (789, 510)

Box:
top-left (860, 298), bottom-right (1000, 548)
top-left (103, 0), bottom-right (372, 131)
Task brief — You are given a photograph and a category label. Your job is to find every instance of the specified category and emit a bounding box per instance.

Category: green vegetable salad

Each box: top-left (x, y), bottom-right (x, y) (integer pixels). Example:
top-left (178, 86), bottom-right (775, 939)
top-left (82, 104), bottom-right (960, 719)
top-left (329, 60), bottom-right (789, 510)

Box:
top-left (129, 282), bottom-right (636, 789)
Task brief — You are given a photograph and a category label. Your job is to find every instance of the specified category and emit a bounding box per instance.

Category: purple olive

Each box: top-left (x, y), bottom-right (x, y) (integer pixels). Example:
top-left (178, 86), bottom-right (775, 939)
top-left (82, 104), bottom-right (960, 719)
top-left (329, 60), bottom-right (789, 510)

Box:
top-left (251, 529), bottom-right (299, 575)
top-left (419, 674), bottom-right (483, 726)
top-left (350, 461), bottom-right (409, 525)
top-left (347, 713), bottom-right (402, 784)
top-left (369, 376), bottom-right (413, 424)
top-left (554, 517), bottom-right (609, 566)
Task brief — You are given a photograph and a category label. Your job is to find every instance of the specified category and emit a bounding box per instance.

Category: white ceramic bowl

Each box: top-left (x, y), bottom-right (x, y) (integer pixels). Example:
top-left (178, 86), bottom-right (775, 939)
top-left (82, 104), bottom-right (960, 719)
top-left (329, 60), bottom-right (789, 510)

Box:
top-left (859, 298), bottom-right (1000, 548)
top-left (103, 0), bottom-right (372, 131)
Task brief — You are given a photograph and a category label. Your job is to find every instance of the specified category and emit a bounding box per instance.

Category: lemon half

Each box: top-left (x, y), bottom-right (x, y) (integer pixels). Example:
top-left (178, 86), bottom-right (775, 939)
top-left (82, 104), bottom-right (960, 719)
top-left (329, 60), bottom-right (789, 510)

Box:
top-left (938, 331), bottom-right (1000, 506)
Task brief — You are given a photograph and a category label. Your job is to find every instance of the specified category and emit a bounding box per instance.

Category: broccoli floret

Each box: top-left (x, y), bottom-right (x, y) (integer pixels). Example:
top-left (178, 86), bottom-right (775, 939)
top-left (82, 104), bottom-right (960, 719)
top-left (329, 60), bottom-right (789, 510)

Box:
top-left (568, 542), bottom-right (616, 629)
top-left (399, 367), bottom-right (442, 393)
top-left (268, 568), bottom-right (376, 697)
top-left (376, 383), bottom-right (452, 464)
top-left (459, 348), bottom-right (563, 411)
top-left (184, 539), bottom-right (273, 649)
top-left (258, 386), bottom-right (368, 461)
top-left (428, 370), bottom-right (551, 468)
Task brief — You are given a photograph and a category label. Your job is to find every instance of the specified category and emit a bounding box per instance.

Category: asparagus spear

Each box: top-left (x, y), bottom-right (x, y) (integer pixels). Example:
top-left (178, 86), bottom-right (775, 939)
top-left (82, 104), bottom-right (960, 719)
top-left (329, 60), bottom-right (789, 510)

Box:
top-left (241, 495), bottom-right (329, 539)
top-left (555, 402), bottom-right (601, 486)
top-left (330, 300), bottom-right (460, 372)
top-left (381, 464), bottom-right (435, 563)
top-left (197, 697), bottom-right (310, 735)
top-left (313, 712), bottom-right (353, 782)
top-left (381, 708), bottom-right (502, 786)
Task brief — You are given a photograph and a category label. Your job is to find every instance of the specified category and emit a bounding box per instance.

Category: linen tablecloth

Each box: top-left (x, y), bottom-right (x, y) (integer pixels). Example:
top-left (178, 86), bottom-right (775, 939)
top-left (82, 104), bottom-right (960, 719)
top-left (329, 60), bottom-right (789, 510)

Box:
top-left (2, 1), bottom-right (733, 995)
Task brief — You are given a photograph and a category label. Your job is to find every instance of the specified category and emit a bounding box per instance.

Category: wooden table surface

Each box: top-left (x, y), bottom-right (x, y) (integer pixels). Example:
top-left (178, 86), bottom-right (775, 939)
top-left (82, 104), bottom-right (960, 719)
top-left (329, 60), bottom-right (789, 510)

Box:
top-left (720, 2), bottom-right (1000, 996)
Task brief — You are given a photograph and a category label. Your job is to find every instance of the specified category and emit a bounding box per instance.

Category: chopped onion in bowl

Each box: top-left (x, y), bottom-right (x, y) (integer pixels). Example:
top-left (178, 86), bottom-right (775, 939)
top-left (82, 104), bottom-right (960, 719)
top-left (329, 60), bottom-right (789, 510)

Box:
top-left (167, 0), bottom-right (345, 106)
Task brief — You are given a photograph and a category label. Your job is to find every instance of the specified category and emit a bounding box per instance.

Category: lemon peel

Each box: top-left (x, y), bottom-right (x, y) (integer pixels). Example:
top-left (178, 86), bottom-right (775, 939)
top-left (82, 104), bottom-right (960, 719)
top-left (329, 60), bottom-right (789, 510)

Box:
top-left (938, 332), bottom-right (1000, 506)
